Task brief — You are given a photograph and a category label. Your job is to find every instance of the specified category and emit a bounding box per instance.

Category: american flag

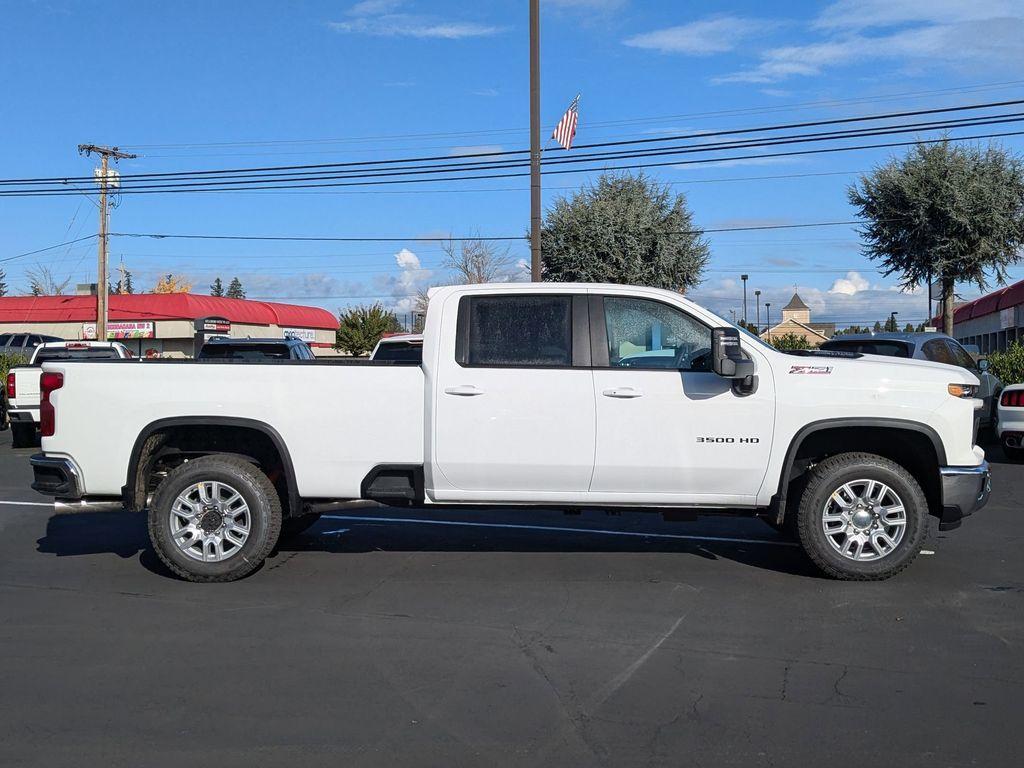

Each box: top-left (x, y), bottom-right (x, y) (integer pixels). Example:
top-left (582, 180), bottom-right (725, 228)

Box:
top-left (551, 94), bottom-right (580, 150)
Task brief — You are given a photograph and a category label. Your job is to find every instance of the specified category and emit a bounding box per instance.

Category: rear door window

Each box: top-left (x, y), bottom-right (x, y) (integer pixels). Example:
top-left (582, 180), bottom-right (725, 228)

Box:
top-left (458, 295), bottom-right (572, 367)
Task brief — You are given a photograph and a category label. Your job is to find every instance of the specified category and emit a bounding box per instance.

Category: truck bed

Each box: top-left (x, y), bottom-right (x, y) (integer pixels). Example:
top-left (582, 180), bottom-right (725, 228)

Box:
top-left (41, 358), bottom-right (425, 499)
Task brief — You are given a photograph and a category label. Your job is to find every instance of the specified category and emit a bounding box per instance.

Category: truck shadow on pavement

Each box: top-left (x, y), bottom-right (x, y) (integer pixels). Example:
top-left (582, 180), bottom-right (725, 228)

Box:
top-left (35, 507), bottom-right (820, 579)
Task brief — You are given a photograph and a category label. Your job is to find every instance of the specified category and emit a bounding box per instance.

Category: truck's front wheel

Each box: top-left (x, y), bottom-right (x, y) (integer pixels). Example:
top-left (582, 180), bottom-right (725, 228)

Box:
top-left (796, 452), bottom-right (928, 581)
top-left (148, 455), bottom-right (282, 582)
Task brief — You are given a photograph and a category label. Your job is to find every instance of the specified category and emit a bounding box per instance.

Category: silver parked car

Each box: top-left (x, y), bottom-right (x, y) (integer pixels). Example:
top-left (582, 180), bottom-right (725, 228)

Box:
top-left (819, 332), bottom-right (1003, 428)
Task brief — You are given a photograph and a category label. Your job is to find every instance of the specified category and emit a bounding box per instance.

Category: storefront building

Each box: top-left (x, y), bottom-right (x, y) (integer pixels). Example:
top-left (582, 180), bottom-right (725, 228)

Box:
top-left (944, 278), bottom-right (1024, 354)
top-left (0, 293), bottom-right (338, 357)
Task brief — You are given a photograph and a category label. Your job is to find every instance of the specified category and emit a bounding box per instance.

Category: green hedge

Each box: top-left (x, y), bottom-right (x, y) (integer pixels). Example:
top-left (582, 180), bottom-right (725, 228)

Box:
top-left (0, 351), bottom-right (28, 383)
top-left (988, 341), bottom-right (1024, 385)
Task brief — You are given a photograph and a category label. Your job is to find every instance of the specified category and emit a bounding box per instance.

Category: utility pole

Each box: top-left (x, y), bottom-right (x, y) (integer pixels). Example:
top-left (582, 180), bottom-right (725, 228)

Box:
top-left (529, 0), bottom-right (542, 282)
top-left (741, 274), bottom-right (748, 325)
top-left (764, 302), bottom-right (772, 340)
top-left (78, 144), bottom-right (136, 341)
top-left (754, 289), bottom-right (761, 334)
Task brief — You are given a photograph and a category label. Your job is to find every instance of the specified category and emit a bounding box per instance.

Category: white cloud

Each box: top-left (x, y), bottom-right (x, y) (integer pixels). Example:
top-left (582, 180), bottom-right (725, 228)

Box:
top-left (829, 270), bottom-right (871, 295)
top-left (347, 0), bottom-right (404, 16)
top-left (717, 1), bottom-right (1024, 83)
top-left (624, 15), bottom-right (778, 56)
top-left (547, 0), bottom-right (627, 9)
top-left (471, 88), bottom-right (499, 97)
top-left (394, 247), bottom-right (420, 270)
top-left (329, 2), bottom-right (504, 40)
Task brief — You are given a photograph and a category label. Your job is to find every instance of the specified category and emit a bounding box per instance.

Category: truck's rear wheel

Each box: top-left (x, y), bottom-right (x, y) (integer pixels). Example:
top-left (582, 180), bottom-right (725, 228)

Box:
top-left (796, 452), bottom-right (928, 581)
top-left (148, 455), bottom-right (282, 582)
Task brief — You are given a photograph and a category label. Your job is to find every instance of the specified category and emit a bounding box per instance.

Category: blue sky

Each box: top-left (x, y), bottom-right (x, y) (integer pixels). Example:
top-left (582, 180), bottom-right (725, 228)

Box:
top-left (3, 0), bottom-right (1024, 327)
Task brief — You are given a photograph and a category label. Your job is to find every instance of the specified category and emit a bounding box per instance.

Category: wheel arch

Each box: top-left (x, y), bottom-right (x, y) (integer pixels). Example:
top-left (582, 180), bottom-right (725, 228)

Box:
top-left (124, 416), bottom-right (300, 517)
top-left (772, 418), bottom-right (945, 524)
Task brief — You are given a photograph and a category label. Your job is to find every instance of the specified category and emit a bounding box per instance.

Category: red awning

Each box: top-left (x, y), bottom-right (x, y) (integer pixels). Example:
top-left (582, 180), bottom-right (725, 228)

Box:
top-left (0, 293), bottom-right (338, 330)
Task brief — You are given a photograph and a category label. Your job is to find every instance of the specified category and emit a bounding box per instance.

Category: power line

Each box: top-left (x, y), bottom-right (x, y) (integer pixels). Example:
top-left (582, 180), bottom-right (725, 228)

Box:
top-left (5, 126), bottom-right (1023, 198)
top-left (103, 220), bottom-right (881, 246)
top-left (116, 79), bottom-right (1024, 152)
top-left (6, 97), bottom-right (1024, 188)
top-left (1, 234), bottom-right (97, 264)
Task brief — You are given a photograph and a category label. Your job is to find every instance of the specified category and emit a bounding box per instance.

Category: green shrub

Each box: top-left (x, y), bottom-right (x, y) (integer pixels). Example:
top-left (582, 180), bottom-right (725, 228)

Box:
top-left (0, 351), bottom-right (28, 382)
top-left (768, 332), bottom-right (810, 351)
top-left (336, 304), bottom-right (403, 357)
top-left (988, 341), bottom-right (1024, 385)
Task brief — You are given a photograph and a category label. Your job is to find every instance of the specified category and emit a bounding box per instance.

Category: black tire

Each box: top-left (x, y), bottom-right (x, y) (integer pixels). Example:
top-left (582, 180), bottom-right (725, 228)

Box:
top-left (796, 452), bottom-right (928, 581)
top-left (280, 511), bottom-right (322, 539)
top-left (148, 455), bottom-right (282, 582)
top-left (10, 423), bottom-right (35, 448)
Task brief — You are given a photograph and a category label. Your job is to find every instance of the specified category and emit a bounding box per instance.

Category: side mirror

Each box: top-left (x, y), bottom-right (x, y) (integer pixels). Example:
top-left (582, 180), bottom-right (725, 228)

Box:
top-left (712, 327), bottom-right (755, 380)
top-left (978, 358), bottom-right (989, 372)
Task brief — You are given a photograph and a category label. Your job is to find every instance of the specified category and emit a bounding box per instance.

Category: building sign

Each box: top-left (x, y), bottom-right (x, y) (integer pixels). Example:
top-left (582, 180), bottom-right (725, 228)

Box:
top-left (82, 321), bottom-right (155, 340)
top-left (283, 327), bottom-right (316, 343)
top-left (195, 317), bottom-right (231, 334)
top-left (1001, 307), bottom-right (1015, 330)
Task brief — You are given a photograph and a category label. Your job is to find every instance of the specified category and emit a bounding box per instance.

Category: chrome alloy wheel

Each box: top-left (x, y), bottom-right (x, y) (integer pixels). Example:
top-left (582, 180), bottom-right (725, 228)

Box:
top-left (821, 479), bottom-right (907, 562)
top-left (168, 481), bottom-right (251, 563)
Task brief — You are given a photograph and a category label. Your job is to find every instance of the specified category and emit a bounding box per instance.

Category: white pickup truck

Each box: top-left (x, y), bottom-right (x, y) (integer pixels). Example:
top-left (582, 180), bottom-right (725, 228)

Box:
top-left (7, 341), bottom-right (131, 447)
top-left (30, 284), bottom-right (990, 582)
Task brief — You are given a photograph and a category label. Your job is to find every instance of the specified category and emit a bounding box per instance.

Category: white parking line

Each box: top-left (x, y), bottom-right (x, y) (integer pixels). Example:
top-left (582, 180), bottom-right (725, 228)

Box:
top-left (322, 514), bottom-right (799, 547)
top-left (0, 500), bottom-right (55, 508)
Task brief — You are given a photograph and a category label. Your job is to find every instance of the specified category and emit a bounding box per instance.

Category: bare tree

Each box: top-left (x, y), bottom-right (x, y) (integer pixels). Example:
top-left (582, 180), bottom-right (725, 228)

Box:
top-left (25, 265), bottom-right (71, 296)
top-left (442, 237), bottom-right (517, 284)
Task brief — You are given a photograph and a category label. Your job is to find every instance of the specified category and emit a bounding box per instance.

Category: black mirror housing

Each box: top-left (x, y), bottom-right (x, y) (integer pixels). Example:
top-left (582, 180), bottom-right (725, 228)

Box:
top-left (712, 327), bottom-right (755, 379)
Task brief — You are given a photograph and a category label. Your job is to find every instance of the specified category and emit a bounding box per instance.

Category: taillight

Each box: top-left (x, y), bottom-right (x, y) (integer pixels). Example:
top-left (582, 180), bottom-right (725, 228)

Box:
top-left (1002, 390), bottom-right (1024, 408)
top-left (39, 371), bottom-right (63, 437)
top-left (5, 372), bottom-right (14, 399)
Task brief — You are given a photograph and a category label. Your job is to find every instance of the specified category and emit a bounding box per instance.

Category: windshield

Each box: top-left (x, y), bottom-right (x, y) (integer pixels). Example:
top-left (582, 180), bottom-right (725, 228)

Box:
top-left (34, 348), bottom-right (121, 364)
top-left (819, 339), bottom-right (911, 358)
top-left (198, 344), bottom-right (291, 360)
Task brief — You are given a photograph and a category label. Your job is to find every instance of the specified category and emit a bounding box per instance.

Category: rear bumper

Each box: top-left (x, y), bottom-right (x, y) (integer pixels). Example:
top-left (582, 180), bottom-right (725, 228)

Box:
top-left (8, 408), bottom-right (38, 424)
top-left (30, 454), bottom-right (82, 497)
top-left (30, 454), bottom-right (123, 513)
top-left (938, 462), bottom-right (991, 531)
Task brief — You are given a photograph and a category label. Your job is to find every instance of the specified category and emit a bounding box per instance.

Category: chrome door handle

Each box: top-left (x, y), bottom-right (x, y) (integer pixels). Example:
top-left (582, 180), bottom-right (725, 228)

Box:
top-left (602, 387), bottom-right (643, 399)
top-left (444, 385), bottom-right (484, 396)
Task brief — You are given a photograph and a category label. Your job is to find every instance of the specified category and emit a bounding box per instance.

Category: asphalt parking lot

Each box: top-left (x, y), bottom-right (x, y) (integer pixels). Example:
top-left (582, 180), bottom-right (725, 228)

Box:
top-left (0, 431), bottom-right (1021, 768)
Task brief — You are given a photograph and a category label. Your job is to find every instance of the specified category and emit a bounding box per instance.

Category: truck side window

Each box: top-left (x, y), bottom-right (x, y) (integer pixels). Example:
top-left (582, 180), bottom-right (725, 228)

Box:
top-left (603, 297), bottom-right (711, 370)
top-left (461, 295), bottom-right (572, 367)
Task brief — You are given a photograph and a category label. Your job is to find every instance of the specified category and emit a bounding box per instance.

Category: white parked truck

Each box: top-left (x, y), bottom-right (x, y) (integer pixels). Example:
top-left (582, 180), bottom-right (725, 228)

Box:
top-left (30, 284), bottom-right (990, 582)
top-left (7, 341), bottom-right (131, 447)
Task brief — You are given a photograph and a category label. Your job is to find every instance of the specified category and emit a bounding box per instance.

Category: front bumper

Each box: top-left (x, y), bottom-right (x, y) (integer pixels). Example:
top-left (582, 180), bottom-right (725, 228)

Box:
top-left (938, 461), bottom-right (991, 531)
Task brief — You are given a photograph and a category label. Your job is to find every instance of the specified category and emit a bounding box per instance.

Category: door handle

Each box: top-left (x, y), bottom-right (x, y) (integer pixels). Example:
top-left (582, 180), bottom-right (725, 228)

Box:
top-left (444, 385), bottom-right (484, 396)
top-left (602, 387), bottom-right (643, 399)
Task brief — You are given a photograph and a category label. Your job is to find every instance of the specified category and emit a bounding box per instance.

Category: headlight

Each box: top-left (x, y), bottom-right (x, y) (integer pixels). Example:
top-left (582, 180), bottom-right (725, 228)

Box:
top-left (948, 383), bottom-right (979, 399)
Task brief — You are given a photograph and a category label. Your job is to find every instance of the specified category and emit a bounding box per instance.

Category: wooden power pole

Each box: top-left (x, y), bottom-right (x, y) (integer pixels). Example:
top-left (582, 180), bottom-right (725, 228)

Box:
top-left (529, 0), bottom-right (541, 282)
top-left (78, 144), bottom-right (136, 340)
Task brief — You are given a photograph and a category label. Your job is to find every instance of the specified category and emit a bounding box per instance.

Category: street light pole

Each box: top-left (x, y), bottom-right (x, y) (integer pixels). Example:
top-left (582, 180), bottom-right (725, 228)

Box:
top-left (741, 274), bottom-right (748, 326)
top-left (754, 289), bottom-right (761, 334)
top-left (529, 0), bottom-right (542, 282)
top-left (765, 302), bottom-right (772, 340)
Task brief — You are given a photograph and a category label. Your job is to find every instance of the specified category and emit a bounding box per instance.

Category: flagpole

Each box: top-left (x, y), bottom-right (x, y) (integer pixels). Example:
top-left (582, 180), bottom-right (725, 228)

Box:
top-left (529, 0), bottom-right (542, 282)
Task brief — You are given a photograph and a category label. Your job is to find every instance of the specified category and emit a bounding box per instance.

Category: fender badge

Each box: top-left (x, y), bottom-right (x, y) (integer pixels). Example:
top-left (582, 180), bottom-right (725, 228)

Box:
top-left (789, 365), bottom-right (832, 375)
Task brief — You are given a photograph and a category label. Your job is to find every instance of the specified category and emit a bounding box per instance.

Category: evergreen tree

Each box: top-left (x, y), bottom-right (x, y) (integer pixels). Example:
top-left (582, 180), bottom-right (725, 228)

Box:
top-left (123, 270), bottom-right (134, 294)
top-left (335, 304), bottom-right (403, 356)
top-left (541, 172), bottom-right (709, 290)
top-left (226, 277), bottom-right (245, 299)
top-left (210, 277), bottom-right (224, 297)
top-left (903, 322), bottom-right (915, 332)
top-left (872, 321), bottom-right (883, 333)
top-left (0, 267), bottom-right (7, 297)
top-left (849, 141), bottom-right (1024, 335)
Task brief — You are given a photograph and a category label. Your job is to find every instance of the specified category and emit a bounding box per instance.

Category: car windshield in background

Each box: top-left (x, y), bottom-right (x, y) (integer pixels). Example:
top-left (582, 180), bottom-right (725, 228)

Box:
top-left (819, 340), bottom-right (912, 358)
top-left (373, 343), bottom-right (423, 362)
top-left (198, 344), bottom-right (292, 360)
top-left (34, 348), bottom-right (121, 363)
